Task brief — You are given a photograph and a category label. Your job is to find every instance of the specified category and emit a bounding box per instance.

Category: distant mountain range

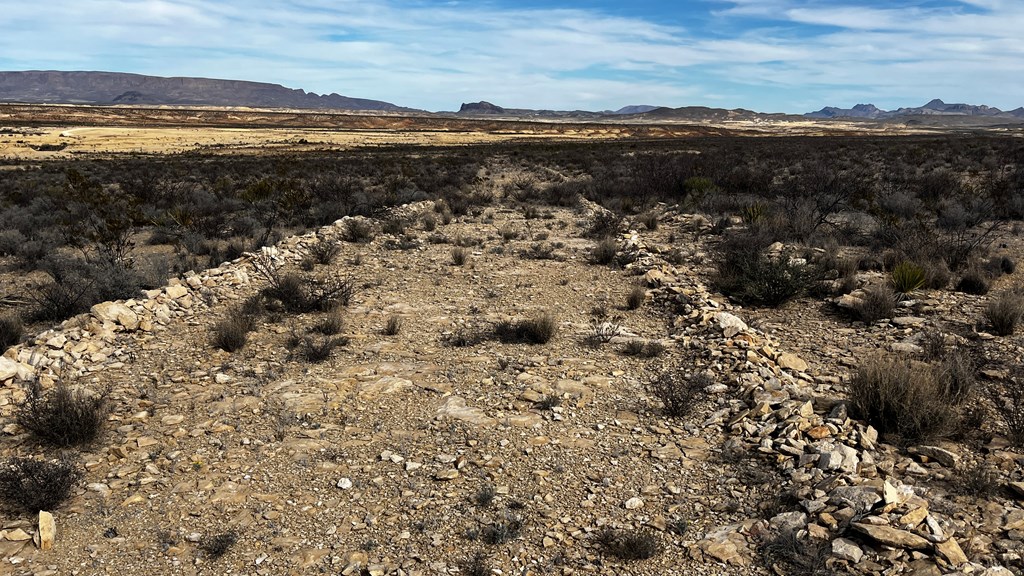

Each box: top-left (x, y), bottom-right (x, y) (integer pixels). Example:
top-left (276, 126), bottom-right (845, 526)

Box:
top-left (0, 71), bottom-right (1021, 124)
top-left (806, 99), bottom-right (1024, 119)
top-left (0, 71), bottom-right (404, 111)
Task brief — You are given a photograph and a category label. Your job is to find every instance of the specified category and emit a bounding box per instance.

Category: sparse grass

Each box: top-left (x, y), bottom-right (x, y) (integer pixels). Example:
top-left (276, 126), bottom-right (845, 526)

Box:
top-left (591, 237), bottom-right (618, 265)
top-left (588, 317), bottom-right (622, 344)
top-left (494, 311), bottom-right (557, 344)
top-left (211, 316), bottom-right (251, 352)
top-left (199, 531), bottom-right (238, 560)
top-left (311, 311), bottom-right (344, 336)
top-left (0, 315), bottom-right (23, 350)
top-left (481, 513), bottom-right (523, 545)
top-left (297, 334), bottom-right (346, 363)
top-left (451, 246), bottom-right (468, 266)
top-left (985, 292), bottom-right (1024, 336)
top-left (343, 219), bottom-right (375, 243)
top-left (459, 552), bottom-right (491, 576)
top-left (847, 355), bottom-right (965, 443)
top-left (533, 395), bottom-right (562, 411)
top-left (595, 527), bottom-right (661, 560)
top-left (647, 370), bottom-right (712, 418)
top-left (758, 530), bottom-right (831, 576)
top-left (474, 484), bottom-right (496, 507)
top-left (952, 460), bottom-right (1001, 498)
top-left (854, 285), bottom-right (896, 323)
top-left (18, 380), bottom-right (108, 447)
top-left (383, 314), bottom-right (403, 335)
top-left (0, 456), bottom-right (83, 514)
top-left (625, 286), bottom-right (646, 310)
top-left (444, 327), bottom-right (480, 348)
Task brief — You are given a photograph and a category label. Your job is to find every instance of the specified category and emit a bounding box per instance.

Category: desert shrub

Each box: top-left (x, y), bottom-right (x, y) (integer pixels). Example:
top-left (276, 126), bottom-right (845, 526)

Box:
top-left (17, 381), bottom-right (108, 447)
top-left (998, 255), bottom-right (1016, 275)
top-left (937, 346), bottom-right (976, 404)
top-left (595, 527), bottom-right (661, 560)
top-left (494, 312), bottom-right (558, 344)
top-left (715, 235), bottom-right (819, 307)
top-left (481, 513), bottom-right (523, 545)
top-left (383, 314), bottom-right (403, 335)
top-left (622, 340), bottom-right (666, 358)
top-left (261, 272), bottom-right (355, 314)
top-left (989, 374), bottom-right (1024, 447)
top-left (533, 395), bottom-right (561, 411)
top-left (590, 237), bottom-right (618, 265)
top-left (846, 355), bottom-right (964, 443)
top-left (199, 531), bottom-right (238, 559)
top-left (758, 530), bottom-right (830, 576)
top-left (647, 370), bottom-right (712, 418)
top-left (854, 286), bottom-right (896, 323)
top-left (639, 212), bottom-right (659, 230)
top-left (444, 327), bottom-right (480, 347)
top-left (451, 246), bottom-right (468, 266)
top-left (305, 238), bottom-right (340, 266)
top-left (985, 292), bottom-right (1024, 336)
top-left (311, 311), bottom-right (344, 336)
top-left (381, 217), bottom-right (409, 236)
top-left (474, 484), bottom-right (497, 507)
top-left (952, 460), bottom-right (1001, 498)
top-left (588, 317), bottom-right (623, 344)
top-left (0, 456), bottom-right (82, 513)
top-left (459, 552), bottom-right (491, 576)
top-left (421, 213), bottom-right (437, 231)
top-left (625, 286), bottom-right (647, 310)
top-left (211, 316), bottom-right (250, 352)
top-left (343, 219), bottom-right (375, 243)
top-left (587, 211), bottom-right (622, 238)
top-left (890, 261), bottom-right (926, 294)
top-left (297, 334), bottom-right (346, 363)
top-left (955, 269), bottom-right (991, 295)
top-left (0, 315), bottom-right (23, 350)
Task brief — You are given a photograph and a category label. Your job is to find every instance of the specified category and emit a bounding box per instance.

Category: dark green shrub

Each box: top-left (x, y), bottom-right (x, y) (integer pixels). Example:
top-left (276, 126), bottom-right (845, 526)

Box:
top-left (955, 269), bottom-right (991, 295)
top-left (890, 261), bottom-right (926, 294)
top-left (985, 292), bottom-right (1024, 336)
top-left (17, 381), bottom-right (108, 448)
top-left (715, 235), bottom-right (819, 307)
top-left (0, 456), bottom-right (82, 513)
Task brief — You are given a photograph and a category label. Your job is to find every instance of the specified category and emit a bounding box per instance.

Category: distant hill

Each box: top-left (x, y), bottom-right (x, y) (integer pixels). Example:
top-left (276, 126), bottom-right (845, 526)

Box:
top-left (806, 99), bottom-right (1024, 120)
top-left (458, 101), bottom-right (505, 114)
top-left (611, 105), bottom-right (659, 115)
top-left (0, 70), bottom-right (405, 111)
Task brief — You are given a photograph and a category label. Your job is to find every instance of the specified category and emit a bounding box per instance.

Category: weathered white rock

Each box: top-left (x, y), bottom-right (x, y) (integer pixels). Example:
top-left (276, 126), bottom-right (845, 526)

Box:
top-left (851, 522), bottom-right (930, 549)
top-left (624, 497), bottom-right (645, 510)
top-left (91, 302), bottom-right (139, 330)
top-left (714, 312), bottom-right (748, 338)
top-left (831, 538), bottom-right (863, 563)
top-left (36, 511), bottom-right (55, 550)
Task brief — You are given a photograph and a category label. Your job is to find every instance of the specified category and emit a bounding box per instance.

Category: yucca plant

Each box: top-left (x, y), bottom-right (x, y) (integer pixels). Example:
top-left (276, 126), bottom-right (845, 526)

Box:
top-left (890, 261), bottom-right (926, 295)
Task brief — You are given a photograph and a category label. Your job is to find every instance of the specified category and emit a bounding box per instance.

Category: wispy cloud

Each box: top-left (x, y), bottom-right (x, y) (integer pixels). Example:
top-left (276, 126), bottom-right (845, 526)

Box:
top-left (0, 0), bottom-right (1020, 112)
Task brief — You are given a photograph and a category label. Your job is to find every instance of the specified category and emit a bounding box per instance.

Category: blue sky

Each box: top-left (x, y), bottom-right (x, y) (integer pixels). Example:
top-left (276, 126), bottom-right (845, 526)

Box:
top-left (2, 0), bottom-right (1022, 112)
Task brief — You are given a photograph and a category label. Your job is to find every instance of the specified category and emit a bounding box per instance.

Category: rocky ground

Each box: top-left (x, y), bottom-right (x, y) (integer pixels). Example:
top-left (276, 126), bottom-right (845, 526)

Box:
top-left (0, 191), bottom-right (1021, 576)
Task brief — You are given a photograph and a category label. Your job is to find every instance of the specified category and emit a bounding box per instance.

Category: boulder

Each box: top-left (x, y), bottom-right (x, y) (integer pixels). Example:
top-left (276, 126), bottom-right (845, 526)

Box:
top-left (91, 302), bottom-right (139, 330)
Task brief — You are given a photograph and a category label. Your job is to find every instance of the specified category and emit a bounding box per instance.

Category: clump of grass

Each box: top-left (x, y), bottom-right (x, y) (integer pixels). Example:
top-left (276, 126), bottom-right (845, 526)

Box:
top-left (18, 380), bottom-right (108, 447)
top-left (474, 484), bottom-right (497, 507)
top-left (625, 286), bottom-right (646, 310)
top-left (383, 314), bottom-right (403, 335)
top-left (890, 261), bottom-right (927, 294)
top-left (459, 552), bottom-right (491, 576)
top-left (952, 460), bottom-right (1001, 498)
top-left (311, 311), bottom-right (344, 336)
top-left (853, 285), bottom-right (896, 323)
top-left (533, 395), bottom-right (562, 411)
top-left (985, 292), bottom-right (1024, 336)
top-left (587, 317), bottom-right (623, 345)
top-left (297, 334), bottom-right (346, 363)
top-left (343, 220), bottom-right (375, 243)
top-left (846, 355), bottom-right (966, 443)
top-left (595, 527), bottom-right (662, 560)
top-left (0, 315), bottom-right (23, 350)
top-left (639, 212), bottom-right (659, 230)
top-left (211, 316), bottom-right (252, 352)
top-left (481, 513), bottom-right (523, 545)
top-left (647, 370), bottom-right (712, 418)
top-left (0, 456), bottom-right (82, 513)
top-left (199, 531), bottom-right (238, 560)
top-left (451, 246), bottom-right (468, 266)
top-left (591, 237), bottom-right (618, 265)
top-left (758, 530), bottom-right (830, 576)
top-left (955, 268), bottom-right (991, 295)
top-left (305, 238), bottom-right (340, 266)
top-left (444, 327), bottom-right (480, 347)
top-left (494, 311), bottom-right (557, 344)
top-left (621, 340), bottom-right (666, 358)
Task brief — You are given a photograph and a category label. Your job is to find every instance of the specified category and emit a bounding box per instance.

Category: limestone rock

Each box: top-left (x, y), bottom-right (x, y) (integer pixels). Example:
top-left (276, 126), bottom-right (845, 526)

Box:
top-left (851, 522), bottom-right (930, 549)
top-left (776, 353), bottom-right (808, 372)
top-left (91, 302), bottom-right (140, 330)
top-left (831, 538), bottom-right (863, 563)
top-left (934, 537), bottom-right (968, 566)
top-left (913, 445), bottom-right (959, 468)
top-left (36, 511), bottom-right (55, 550)
top-left (714, 312), bottom-right (748, 338)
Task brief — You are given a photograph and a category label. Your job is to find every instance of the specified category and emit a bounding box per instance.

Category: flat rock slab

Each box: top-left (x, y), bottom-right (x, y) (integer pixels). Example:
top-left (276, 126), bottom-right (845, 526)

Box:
top-left (852, 522), bottom-right (930, 549)
top-left (436, 396), bottom-right (497, 426)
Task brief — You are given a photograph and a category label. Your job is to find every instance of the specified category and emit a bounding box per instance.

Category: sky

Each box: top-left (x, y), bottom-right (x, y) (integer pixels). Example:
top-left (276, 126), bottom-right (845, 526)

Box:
top-left (2, 0), bottom-right (1023, 113)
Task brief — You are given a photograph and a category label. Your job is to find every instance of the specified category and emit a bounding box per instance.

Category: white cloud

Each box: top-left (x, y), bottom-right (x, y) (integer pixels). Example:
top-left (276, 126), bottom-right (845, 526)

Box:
top-left (0, 0), bottom-right (1020, 112)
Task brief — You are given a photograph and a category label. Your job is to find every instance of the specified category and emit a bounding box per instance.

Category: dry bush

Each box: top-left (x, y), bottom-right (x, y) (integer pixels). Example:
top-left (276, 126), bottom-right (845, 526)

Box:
top-left (985, 292), bottom-right (1024, 336)
top-left (955, 268), bottom-right (991, 295)
top-left (647, 370), bottom-right (712, 418)
top-left (311, 311), bottom-right (344, 336)
top-left (621, 340), bottom-right (666, 358)
top-left (0, 456), bottom-right (82, 513)
top-left (305, 238), bottom-right (340, 266)
top-left (715, 234), bottom-right (819, 307)
top-left (459, 552), bottom-right (491, 576)
top-left (451, 246), bottom-right (468, 266)
top-left (590, 237), bottom-right (618, 265)
top-left (297, 334), bottom-right (346, 363)
top-left (854, 286), bottom-right (896, 323)
top-left (343, 220), bottom-right (375, 243)
top-left (595, 527), bottom-right (662, 560)
top-left (18, 381), bottom-right (108, 448)
top-left (199, 531), bottom-right (238, 559)
top-left (758, 530), bottom-right (830, 576)
top-left (481, 513), bottom-right (524, 545)
top-left (383, 314), bottom-right (403, 335)
top-left (494, 312), bottom-right (558, 344)
top-left (0, 315), bottom-right (23, 350)
top-left (847, 355), bottom-right (966, 443)
top-left (211, 316), bottom-right (251, 352)
top-left (626, 286), bottom-right (646, 310)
